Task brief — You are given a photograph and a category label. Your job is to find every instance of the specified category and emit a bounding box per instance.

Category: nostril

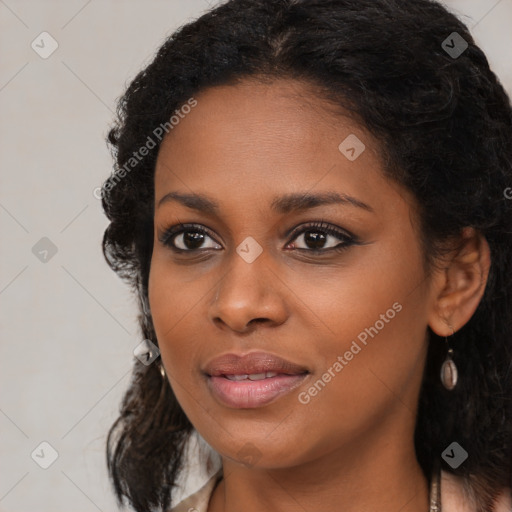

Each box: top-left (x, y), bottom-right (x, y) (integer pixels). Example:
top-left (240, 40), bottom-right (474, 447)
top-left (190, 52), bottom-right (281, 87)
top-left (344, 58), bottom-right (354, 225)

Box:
top-left (248, 318), bottom-right (268, 325)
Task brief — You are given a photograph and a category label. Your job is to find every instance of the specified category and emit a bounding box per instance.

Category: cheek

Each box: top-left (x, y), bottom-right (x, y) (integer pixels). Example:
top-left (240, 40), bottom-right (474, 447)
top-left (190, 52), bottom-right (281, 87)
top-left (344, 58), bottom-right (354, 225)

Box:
top-left (148, 257), bottom-right (204, 373)
top-left (293, 240), bottom-right (428, 418)
top-left (148, 261), bottom-right (211, 423)
top-left (293, 302), bottom-right (428, 456)
top-left (284, 236), bottom-right (425, 350)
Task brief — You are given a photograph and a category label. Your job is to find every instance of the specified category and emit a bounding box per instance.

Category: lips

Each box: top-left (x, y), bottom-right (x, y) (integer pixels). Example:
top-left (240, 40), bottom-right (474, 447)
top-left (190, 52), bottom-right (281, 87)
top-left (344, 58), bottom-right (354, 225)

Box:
top-left (203, 351), bottom-right (309, 377)
top-left (203, 351), bottom-right (310, 408)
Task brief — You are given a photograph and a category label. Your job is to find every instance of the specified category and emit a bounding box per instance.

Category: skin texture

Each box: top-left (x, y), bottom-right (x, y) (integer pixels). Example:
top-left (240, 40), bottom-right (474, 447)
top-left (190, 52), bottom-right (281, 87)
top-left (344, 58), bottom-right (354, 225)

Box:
top-left (148, 79), bottom-right (490, 512)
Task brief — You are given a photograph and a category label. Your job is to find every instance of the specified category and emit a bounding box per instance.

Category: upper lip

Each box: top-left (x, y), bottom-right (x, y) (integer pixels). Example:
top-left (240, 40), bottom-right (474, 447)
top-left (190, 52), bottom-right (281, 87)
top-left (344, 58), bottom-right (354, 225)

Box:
top-left (203, 351), bottom-right (309, 377)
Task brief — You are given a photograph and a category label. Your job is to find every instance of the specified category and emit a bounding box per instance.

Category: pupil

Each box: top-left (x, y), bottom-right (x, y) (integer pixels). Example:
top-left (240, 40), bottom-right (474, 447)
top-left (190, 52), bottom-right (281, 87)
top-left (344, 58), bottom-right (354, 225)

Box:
top-left (305, 231), bottom-right (326, 249)
top-left (184, 231), bottom-right (204, 249)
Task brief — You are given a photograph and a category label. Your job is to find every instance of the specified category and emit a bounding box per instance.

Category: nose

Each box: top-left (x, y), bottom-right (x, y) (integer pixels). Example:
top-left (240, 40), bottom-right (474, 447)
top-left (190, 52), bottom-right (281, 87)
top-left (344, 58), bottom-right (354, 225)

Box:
top-left (209, 251), bottom-right (288, 333)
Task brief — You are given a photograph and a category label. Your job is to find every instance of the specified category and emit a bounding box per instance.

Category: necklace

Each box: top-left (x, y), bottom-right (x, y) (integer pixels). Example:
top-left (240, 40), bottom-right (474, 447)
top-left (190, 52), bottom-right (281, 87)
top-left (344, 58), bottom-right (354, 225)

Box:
top-left (429, 460), bottom-right (442, 511)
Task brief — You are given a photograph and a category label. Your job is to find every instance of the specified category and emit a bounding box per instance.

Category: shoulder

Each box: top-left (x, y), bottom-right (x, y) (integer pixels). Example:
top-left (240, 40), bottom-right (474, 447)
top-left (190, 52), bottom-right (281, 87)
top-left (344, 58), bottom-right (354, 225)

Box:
top-left (441, 470), bottom-right (512, 512)
top-left (169, 469), bottom-right (223, 512)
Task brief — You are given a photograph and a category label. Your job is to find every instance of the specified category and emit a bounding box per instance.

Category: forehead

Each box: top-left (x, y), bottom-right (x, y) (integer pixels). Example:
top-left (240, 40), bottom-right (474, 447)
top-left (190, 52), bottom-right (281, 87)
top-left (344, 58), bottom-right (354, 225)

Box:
top-left (154, 78), bottom-right (411, 216)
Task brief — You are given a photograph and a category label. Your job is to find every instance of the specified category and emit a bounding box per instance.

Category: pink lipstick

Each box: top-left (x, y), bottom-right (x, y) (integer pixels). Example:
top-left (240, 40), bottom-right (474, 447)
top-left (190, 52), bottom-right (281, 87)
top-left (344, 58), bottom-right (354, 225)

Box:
top-left (203, 352), bottom-right (309, 408)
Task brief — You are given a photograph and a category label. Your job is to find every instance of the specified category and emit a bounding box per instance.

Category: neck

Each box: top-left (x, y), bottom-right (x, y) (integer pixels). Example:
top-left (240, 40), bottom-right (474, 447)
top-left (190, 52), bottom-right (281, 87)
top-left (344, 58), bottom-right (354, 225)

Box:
top-left (208, 419), bottom-right (430, 512)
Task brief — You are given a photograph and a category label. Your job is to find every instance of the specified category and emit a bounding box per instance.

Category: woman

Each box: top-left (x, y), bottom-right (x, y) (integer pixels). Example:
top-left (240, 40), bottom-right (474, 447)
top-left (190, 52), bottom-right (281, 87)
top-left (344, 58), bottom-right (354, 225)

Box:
top-left (101, 0), bottom-right (512, 511)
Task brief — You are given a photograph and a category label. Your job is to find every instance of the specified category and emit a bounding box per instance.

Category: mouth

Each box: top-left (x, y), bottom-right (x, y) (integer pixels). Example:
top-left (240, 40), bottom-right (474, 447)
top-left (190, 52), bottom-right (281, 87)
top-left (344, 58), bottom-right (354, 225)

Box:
top-left (203, 352), bottom-right (310, 408)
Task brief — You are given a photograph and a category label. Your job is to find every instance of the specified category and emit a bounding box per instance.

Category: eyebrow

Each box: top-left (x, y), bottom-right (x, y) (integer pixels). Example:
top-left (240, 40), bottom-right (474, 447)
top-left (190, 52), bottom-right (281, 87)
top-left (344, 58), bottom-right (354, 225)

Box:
top-left (157, 191), bottom-right (374, 214)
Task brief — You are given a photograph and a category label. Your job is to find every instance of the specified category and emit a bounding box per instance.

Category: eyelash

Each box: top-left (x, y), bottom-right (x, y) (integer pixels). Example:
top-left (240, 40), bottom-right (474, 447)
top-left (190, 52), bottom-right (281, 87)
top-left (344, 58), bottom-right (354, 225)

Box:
top-left (158, 220), bottom-right (358, 255)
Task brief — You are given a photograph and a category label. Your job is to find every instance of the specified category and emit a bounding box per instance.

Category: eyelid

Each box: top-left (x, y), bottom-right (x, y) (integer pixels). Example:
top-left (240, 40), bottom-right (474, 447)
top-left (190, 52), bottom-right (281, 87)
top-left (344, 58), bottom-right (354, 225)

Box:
top-left (158, 222), bottom-right (221, 248)
top-left (286, 220), bottom-right (355, 243)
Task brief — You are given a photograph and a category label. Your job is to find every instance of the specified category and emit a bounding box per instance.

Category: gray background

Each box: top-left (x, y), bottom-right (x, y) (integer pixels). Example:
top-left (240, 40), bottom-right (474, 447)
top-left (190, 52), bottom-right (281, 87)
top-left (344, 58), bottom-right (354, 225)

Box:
top-left (1, 1), bottom-right (511, 510)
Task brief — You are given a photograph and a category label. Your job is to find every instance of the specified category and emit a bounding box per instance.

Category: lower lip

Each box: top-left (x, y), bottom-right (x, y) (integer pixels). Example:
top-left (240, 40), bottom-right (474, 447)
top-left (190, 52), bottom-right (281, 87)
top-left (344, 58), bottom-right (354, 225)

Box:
top-left (206, 373), bottom-right (309, 408)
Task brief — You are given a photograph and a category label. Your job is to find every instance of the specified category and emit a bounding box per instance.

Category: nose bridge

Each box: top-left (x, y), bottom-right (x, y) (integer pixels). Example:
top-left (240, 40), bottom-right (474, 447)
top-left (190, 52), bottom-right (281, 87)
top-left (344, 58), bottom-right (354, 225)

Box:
top-left (210, 243), bottom-right (286, 331)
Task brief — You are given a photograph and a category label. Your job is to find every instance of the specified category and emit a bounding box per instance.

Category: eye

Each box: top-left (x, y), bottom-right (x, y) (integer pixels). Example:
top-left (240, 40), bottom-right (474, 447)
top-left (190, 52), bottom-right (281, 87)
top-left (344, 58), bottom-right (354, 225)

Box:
top-left (285, 220), bottom-right (356, 253)
top-left (159, 223), bottom-right (221, 252)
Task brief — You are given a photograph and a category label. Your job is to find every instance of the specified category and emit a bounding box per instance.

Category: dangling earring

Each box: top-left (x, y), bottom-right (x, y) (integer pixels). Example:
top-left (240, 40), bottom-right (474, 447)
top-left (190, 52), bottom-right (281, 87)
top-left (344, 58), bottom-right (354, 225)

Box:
top-left (440, 329), bottom-right (458, 390)
top-left (160, 361), bottom-right (166, 379)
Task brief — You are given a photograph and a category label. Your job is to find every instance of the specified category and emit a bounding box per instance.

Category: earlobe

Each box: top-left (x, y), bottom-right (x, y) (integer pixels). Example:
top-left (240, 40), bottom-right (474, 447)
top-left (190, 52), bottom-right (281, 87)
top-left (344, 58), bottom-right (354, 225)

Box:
top-left (428, 227), bottom-right (491, 336)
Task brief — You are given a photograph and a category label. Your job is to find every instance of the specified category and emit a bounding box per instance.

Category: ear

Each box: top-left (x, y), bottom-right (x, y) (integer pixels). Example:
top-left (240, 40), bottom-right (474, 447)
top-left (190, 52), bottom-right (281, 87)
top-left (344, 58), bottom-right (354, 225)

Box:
top-left (428, 227), bottom-right (491, 336)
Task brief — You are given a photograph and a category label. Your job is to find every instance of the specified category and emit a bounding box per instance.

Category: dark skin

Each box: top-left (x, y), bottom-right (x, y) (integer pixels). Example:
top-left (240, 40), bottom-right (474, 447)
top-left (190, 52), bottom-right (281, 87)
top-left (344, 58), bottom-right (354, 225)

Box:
top-left (148, 79), bottom-right (491, 512)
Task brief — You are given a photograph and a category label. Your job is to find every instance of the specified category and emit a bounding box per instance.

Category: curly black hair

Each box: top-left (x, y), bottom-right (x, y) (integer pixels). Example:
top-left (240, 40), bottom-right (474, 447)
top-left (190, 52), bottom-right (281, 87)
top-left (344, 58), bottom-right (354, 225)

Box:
top-left (101, 1), bottom-right (512, 511)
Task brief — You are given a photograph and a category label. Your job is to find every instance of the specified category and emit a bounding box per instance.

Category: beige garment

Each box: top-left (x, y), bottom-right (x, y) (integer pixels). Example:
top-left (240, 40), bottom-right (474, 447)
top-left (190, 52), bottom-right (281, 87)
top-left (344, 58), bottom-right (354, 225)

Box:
top-left (169, 468), bottom-right (223, 512)
top-left (169, 468), bottom-right (512, 512)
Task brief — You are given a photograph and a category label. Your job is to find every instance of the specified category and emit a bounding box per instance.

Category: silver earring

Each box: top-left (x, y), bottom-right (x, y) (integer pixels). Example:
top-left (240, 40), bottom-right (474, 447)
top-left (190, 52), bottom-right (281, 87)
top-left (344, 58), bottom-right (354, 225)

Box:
top-left (440, 332), bottom-right (458, 390)
top-left (160, 362), bottom-right (166, 379)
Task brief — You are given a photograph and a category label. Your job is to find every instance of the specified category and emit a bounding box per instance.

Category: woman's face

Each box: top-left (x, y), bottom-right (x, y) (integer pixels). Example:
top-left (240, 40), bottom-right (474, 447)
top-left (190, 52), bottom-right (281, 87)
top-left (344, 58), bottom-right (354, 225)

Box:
top-left (149, 78), bottom-right (436, 469)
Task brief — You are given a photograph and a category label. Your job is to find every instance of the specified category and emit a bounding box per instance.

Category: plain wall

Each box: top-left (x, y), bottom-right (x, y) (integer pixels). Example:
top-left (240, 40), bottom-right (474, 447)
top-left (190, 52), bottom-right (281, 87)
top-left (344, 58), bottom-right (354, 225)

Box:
top-left (1, 1), bottom-right (511, 510)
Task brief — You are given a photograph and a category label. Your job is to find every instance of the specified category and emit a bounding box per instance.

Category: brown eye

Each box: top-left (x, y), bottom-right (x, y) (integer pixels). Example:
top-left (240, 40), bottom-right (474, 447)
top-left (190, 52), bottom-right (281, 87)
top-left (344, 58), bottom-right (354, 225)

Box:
top-left (287, 221), bottom-right (356, 253)
top-left (160, 224), bottom-right (222, 252)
